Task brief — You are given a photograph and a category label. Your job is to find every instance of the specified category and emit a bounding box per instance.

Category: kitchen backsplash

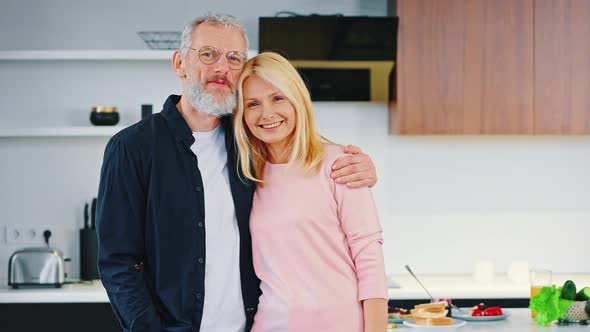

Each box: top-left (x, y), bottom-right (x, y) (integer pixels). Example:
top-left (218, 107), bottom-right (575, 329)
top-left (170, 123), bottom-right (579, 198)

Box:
top-left (1, 102), bottom-right (589, 286)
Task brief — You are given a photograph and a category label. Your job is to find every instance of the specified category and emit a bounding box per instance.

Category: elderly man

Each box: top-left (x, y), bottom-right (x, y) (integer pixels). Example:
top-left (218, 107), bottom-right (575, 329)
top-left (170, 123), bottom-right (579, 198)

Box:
top-left (97, 13), bottom-right (378, 332)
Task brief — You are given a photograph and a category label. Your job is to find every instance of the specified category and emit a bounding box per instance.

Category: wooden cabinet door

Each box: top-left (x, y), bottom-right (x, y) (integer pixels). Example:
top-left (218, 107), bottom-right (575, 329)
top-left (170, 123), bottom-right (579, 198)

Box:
top-left (396, 0), bottom-right (534, 134)
top-left (535, 0), bottom-right (590, 134)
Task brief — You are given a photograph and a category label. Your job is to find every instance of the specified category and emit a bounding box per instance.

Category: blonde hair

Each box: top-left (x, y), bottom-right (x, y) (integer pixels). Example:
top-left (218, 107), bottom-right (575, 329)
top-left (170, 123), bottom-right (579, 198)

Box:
top-left (234, 52), bottom-right (326, 186)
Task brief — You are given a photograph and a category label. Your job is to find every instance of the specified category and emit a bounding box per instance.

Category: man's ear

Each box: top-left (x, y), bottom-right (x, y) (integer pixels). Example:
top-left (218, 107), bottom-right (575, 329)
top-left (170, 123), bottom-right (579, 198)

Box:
top-left (172, 50), bottom-right (186, 78)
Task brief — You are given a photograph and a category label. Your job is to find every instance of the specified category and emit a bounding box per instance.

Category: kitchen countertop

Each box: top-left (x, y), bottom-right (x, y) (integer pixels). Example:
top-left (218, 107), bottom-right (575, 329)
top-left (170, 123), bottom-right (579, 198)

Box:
top-left (389, 309), bottom-right (589, 331)
top-left (387, 273), bottom-right (590, 300)
top-left (1, 274), bottom-right (589, 303)
top-left (0, 280), bottom-right (108, 303)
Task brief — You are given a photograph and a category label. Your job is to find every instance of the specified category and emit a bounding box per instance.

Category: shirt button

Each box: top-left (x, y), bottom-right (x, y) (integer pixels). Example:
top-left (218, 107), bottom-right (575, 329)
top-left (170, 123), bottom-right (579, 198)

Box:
top-left (197, 222), bottom-right (203, 227)
top-left (195, 293), bottom-right (202, 299)
top-left (195, 186), bottom-right (201, 192)
top-left (198, 258), bottom-right (204, 263)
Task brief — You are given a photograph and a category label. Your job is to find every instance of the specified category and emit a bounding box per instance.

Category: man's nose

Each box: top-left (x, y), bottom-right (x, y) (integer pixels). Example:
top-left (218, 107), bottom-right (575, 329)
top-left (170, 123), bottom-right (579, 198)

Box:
top-left (212, 55), bottom-right (230, 74)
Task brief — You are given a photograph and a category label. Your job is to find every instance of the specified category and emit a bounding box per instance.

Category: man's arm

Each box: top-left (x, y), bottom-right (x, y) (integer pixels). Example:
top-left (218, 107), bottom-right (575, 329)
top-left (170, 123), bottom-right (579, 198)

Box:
top-left (96, 136), bottom-right (161, 332)
top-left (330, 145), bottom-right (378, 188)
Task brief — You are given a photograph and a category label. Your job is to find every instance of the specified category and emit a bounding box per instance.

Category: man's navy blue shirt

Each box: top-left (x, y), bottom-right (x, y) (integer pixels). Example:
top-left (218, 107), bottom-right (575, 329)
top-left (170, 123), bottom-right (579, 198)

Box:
top-left (97, 95), bottom-right (259, 332)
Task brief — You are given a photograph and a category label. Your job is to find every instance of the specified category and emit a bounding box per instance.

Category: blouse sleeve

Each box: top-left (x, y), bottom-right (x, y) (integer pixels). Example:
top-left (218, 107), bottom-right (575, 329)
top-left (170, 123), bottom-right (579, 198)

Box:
top-left (332, 169), bottom-right (388, 301)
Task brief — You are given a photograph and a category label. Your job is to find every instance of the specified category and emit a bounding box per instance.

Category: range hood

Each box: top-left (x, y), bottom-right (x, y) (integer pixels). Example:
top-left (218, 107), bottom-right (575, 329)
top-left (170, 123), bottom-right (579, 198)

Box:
top-left (259, 15), bottom-right (398, 102)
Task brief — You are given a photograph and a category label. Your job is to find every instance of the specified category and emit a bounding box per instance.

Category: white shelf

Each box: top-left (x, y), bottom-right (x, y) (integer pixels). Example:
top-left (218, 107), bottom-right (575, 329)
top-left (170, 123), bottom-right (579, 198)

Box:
top-left (0, 49), bottom-right (259, 61)
top-left (0, 50), bottom-right (173, 60)
top-left (0, 126), bottom-right (126, 137)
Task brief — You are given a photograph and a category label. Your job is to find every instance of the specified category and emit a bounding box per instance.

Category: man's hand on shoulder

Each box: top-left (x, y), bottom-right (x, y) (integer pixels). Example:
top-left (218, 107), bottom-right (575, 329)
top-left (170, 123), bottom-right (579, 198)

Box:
top-left (330, 145), bottom-right (377, 188)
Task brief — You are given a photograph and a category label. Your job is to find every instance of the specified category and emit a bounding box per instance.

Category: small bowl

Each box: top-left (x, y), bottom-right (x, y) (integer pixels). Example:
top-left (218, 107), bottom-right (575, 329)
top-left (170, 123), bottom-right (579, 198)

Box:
top-left (137, 31), bottom-right (181, 50)
top-left (90, 106), bottom-right (119, 126)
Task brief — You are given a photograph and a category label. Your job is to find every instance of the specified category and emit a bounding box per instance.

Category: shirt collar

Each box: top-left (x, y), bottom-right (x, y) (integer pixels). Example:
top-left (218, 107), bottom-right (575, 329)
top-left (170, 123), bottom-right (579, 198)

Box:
top-left (160, 94), bottom-right (234, 146)
top-left (160, 94), bottom-right (194, 145)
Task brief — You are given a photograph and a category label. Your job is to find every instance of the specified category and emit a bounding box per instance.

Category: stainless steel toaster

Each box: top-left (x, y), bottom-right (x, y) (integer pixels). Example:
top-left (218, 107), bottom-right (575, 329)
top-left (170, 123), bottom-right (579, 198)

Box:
top-left (8, 247), bottom-right (66, 288)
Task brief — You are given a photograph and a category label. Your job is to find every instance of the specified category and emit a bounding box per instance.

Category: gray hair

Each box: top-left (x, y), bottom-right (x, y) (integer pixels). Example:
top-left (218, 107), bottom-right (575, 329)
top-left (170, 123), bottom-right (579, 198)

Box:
top-left (179, 13), bottom-right (249, 55)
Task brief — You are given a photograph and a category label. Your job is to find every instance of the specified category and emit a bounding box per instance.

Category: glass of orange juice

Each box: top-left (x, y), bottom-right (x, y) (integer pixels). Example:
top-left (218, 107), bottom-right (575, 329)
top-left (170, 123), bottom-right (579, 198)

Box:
top-left (529, 269), bottom-right (552, 318)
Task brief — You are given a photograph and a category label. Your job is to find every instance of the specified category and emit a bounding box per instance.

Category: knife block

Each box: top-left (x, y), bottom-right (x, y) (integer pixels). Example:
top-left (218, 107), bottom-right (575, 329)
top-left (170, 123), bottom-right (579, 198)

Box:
top-left (80, 228), bottom-right (99, 280)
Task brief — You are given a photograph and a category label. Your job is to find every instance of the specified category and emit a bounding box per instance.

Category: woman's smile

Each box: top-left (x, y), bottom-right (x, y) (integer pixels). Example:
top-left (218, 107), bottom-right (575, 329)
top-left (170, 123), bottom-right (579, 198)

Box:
top-left (259, 120), bottom-right (284, 129)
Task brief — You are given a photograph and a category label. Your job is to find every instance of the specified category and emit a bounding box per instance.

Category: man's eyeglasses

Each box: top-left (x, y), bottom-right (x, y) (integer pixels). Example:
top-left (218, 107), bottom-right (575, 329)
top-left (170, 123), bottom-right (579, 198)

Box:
top-left (185, 46), bottom-right (247, 70)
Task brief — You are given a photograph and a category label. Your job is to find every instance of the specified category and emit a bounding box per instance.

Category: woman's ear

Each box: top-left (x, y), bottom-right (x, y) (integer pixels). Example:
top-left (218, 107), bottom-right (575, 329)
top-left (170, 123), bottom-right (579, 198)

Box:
top-left (172, 50), bottom-right (186, 78)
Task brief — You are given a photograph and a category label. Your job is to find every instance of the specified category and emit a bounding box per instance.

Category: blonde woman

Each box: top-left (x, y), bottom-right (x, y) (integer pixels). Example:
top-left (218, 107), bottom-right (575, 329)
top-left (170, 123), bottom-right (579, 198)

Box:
top-left (234, 52), bottom-right (387, 332)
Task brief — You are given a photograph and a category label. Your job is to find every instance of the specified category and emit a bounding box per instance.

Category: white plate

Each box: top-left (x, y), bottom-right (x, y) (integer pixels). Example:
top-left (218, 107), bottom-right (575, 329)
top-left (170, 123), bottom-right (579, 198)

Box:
top-left (452, 309), bottom-right (510, 321)
top-left (403, 318), bottom-right (466, 328)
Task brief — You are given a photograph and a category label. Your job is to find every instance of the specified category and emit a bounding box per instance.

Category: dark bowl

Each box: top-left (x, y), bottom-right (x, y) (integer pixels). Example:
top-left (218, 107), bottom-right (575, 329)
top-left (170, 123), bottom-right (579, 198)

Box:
top-left (90, 107), bottom-right (119, 126)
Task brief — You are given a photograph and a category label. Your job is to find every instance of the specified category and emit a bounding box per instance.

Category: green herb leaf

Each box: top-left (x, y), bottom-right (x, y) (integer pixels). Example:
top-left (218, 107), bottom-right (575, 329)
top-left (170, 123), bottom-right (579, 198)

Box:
top-left (529, 285), bottom-right (574, 326)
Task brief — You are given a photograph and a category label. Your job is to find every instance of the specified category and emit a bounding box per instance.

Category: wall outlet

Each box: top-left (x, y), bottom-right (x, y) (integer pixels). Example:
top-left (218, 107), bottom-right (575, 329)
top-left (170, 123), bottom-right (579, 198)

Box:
top-left (4, 225), bottom-right (49, 245)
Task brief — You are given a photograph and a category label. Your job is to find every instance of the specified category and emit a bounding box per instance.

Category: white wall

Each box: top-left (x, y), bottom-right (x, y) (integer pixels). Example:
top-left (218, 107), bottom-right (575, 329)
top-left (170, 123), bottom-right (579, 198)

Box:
top-left (313, 103), bottom-right (590, 276)
top-left (2, 101), bottom-right (589, 286)
top-left (0, 0), bottom-right (382, 286)
top-left (2, 0), bottom-right (589, 287)
top-left (0, 0), bottom-right (368, 51)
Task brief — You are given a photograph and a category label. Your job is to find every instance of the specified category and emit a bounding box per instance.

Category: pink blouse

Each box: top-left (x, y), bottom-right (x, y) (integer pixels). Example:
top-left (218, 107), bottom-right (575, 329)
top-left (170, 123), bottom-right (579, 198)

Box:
top-left (250, 144), bottom-right (387, 332)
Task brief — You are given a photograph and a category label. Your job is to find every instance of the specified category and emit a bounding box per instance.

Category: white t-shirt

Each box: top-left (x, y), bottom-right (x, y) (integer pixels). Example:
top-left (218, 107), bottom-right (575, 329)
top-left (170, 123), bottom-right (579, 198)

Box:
top-left (191, 123), bottom-right (245, 332)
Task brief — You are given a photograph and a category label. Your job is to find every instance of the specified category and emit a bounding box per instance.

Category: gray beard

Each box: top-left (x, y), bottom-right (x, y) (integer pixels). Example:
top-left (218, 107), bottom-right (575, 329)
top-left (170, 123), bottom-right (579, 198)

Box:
top-left (187, 80), bottom-right (236, 116)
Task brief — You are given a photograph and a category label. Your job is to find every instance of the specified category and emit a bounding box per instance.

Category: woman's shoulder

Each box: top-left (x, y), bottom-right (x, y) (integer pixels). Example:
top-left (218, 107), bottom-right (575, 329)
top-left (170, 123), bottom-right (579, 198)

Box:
top-left (320, 143), bottom-right (347, 170)
top-left (323, 142), bottom-right (346, 156)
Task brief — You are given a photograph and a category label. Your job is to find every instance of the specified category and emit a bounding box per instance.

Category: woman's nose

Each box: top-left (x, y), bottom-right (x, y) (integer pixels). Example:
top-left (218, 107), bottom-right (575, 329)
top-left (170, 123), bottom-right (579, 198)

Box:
top-left (260, 104), bottom-right (275, 119)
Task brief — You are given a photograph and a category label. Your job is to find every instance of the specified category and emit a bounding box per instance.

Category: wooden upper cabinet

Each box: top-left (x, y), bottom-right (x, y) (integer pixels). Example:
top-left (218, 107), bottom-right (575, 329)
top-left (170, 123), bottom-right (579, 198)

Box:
top-left (395, 0), bottom-right (466, 134)
top-left (396, 0), bottom-right (534, 134)
top-left (535, 0), bottom-right (590, 134)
